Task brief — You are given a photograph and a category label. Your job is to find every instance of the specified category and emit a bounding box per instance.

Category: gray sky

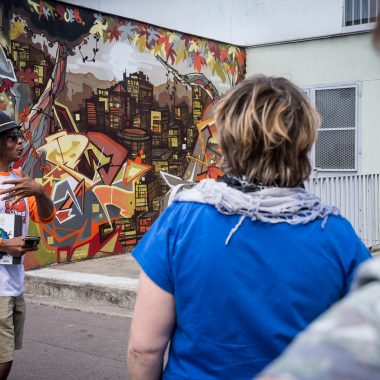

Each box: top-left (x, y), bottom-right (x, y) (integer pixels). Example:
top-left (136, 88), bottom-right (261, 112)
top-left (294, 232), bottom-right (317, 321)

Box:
top-left (66, 39), bottom-right (231, 94)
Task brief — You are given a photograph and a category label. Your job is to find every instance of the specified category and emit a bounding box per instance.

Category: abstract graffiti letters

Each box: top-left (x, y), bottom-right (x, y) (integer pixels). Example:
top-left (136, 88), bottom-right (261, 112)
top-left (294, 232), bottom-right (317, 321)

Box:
top-left (28, 1), bottom-right (84, 24)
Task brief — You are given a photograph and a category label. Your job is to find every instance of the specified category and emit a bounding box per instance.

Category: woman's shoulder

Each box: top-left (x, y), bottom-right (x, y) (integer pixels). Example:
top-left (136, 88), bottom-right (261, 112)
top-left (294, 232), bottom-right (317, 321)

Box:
top-left (324, 214), bottom-right (358, 235)
top-left (322, 215), bottom-right (370, 260)
top-left (155, 200), bottom-right (226, 239)
top-left (165, 199), bottom-right (219, 221)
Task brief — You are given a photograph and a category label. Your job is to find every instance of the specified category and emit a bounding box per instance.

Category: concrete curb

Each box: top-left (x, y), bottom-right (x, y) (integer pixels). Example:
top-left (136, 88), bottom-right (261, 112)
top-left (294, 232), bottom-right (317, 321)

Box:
top-left (25, 268), bottom-right (139, 310)
top-left (25, 294), bottom-right (134, 319)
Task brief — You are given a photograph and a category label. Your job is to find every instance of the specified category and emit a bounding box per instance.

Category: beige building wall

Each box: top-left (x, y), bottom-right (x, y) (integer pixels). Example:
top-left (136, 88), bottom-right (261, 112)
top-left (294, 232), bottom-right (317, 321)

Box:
top-left (246, 33), bottom-right (380, 175)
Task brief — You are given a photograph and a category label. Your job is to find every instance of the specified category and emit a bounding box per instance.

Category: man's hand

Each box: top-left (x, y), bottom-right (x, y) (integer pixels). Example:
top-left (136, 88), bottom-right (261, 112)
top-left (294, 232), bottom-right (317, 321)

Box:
top-left (0, 171), bottom-right (43, 206)
top-left (0, 236), bottom-right (38, 257)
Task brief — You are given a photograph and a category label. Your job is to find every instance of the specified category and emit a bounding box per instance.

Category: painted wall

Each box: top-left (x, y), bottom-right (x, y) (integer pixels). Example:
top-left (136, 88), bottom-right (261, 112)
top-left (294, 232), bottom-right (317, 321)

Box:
top-left (246, 33), bottom-right (380, 175)
top-left (0, 0), bottom-right (246, 269)
top-left (63, 0), bottom-right (376, 46)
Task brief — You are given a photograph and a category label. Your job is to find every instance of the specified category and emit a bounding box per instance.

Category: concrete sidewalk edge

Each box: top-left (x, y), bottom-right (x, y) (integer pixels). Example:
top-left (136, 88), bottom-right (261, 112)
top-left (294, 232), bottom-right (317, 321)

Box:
top-left (25, 294), bottom-right (134, 319)
top-left (25, 268), bottom-right (139, 310)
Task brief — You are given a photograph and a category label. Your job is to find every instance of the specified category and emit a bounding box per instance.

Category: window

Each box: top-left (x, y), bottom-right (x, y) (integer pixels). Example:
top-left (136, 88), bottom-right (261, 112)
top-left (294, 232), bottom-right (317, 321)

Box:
top-left (306, 84), bottom-right (359, 172)
top-left (98, 89), bottom-right (108, 96)
top-left (33, 65), bottom-right (44, 84)
top-left (344, 0), bottom-right (378, 26)
top-left (168, 136), bottom-right (178, 148)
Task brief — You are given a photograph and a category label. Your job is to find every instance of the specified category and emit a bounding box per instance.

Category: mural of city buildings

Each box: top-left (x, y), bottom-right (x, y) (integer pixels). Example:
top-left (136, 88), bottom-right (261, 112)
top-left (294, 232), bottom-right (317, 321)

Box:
top-left (0, 0), bottom-right (246, 269)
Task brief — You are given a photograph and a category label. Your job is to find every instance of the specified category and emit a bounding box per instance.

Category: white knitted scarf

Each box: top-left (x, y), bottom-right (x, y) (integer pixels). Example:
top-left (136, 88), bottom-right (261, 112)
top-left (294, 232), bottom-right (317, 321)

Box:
top-left (171, 179), bottom-right (340, 245)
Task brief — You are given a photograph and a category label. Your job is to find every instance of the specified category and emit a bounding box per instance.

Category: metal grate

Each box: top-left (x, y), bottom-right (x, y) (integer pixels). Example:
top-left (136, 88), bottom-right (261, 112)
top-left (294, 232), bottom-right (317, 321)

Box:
top-left (316, 88), bottom-right (356, 130)
top-left (305, 174), bottom-right (380, 249)
top-left (315, 130), bottom-right (355, 169)
top-left (314, 87), bottom-right (356, 170)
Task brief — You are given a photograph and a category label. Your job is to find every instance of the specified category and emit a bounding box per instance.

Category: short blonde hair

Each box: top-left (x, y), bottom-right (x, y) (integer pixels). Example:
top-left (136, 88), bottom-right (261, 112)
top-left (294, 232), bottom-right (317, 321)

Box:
top-left (215, 75), bottom-right (320, 187)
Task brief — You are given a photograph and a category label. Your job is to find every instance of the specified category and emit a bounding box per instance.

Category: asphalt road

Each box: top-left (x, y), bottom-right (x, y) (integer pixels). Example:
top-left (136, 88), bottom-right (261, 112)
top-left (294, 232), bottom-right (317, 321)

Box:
top-left (9, 302), bottom-right (131, 380)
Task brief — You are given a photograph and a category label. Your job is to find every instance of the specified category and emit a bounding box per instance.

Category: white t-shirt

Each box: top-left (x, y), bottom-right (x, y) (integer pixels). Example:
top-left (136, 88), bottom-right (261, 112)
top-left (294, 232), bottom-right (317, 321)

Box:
top-left (0, 170), bottom-right (31, 296)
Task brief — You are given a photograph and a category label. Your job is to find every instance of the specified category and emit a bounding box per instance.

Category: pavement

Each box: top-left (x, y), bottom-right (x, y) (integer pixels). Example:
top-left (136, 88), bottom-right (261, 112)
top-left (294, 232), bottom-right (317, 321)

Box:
top-left (24, 254), bottom-right (141, 319)
top-left (10, 302), bottom-right (131, 380)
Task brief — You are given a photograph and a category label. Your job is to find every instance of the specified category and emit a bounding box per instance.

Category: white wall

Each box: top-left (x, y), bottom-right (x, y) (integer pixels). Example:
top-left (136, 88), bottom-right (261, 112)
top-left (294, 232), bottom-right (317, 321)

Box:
top-left (63, 0), bottom-right (238, 43)
top-left (62, 0), bottom-right (374, 46)
top-left (246, 33), bottom-right (380, 174)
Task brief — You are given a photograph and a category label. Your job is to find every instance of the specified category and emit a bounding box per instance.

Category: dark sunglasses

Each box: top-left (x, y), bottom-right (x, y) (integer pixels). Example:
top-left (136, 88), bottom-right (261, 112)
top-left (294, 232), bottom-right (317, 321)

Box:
top-left (2, 131), bottom-right (25, 142)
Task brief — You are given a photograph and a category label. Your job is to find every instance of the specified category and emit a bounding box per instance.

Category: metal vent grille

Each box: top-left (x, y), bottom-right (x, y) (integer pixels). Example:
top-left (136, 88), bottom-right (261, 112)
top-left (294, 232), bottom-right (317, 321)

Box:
top-left (315, 130), bottom-right (355, 170)
top-left (316, 88), bottom-right (356, 130)
top-left (314, 87), bottom-right (356, 170)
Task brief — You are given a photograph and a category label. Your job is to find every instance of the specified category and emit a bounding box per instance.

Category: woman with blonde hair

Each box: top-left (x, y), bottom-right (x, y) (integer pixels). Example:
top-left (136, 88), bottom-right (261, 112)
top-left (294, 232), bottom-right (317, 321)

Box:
top-left (127, 75), bottom-right (370, 379)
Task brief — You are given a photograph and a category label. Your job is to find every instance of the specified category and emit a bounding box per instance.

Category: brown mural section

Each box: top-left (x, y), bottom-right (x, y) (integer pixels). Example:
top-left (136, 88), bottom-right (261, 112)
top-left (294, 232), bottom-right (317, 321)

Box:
top-left (0, 0), bottom-right (246, 268)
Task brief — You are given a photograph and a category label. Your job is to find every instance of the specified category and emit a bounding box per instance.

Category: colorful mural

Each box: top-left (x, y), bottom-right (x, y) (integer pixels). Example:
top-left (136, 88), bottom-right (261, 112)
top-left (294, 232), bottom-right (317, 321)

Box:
top-left (0, 0), bottom-right (246, 268)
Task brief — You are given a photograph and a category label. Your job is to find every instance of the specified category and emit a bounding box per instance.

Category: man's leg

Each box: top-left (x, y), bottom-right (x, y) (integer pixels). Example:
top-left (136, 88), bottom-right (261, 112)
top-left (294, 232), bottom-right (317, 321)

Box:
top-left (13, 294), bottom-right (26, 351)
top-left (0, 297), bottom-right (15, 380)
top-left (0, 362), bottom-right (12, 380)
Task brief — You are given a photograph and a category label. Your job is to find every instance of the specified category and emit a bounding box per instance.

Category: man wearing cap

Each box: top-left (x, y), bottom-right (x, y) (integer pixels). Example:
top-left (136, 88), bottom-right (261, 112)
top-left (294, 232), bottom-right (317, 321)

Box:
top-left (0, 112), bottom-right (55, 380)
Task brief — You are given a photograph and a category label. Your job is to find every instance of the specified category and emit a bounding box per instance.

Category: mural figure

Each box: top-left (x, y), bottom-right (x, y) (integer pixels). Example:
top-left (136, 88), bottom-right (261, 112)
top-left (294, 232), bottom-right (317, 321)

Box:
top-left (0, 0), bottom-right (246, 268)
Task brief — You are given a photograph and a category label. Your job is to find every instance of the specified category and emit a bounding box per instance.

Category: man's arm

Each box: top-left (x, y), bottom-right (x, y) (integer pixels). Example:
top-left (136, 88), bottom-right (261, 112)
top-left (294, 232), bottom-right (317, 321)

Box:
top-left (127, 270), bottom-right (175, 380)
top-left (29, 190), bottom-right (55, 221)
top-left (0, 170), bottom-right (55, 221)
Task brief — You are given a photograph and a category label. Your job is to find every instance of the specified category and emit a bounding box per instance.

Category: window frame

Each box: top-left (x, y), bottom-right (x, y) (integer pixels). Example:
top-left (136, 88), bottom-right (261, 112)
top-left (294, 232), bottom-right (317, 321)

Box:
top-left (342, 0), bottom-right (379, 33)
top-left (304, 82), bottom-right (361, 174)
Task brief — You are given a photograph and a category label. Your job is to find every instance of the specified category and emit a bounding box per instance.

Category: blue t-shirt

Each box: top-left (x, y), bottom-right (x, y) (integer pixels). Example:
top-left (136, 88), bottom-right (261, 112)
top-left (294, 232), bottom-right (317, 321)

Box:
top-left (132, 201), bottom-right (371, 380)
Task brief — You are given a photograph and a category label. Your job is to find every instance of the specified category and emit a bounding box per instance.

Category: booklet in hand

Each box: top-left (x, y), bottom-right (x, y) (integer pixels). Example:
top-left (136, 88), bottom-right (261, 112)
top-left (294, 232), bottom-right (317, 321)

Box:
top-left (0, 213), bottom-right (23, 265)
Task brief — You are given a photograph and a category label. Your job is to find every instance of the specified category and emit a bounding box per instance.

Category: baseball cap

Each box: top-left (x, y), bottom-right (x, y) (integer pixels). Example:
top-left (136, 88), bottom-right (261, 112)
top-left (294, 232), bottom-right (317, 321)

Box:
top-left (0, 112), bottom-right (21, 134)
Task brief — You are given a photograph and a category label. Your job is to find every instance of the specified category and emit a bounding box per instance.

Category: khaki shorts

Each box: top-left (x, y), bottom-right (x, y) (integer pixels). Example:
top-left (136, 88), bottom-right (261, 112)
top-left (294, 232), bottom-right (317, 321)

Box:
top-left (0, 295), bottom-right (26, 363)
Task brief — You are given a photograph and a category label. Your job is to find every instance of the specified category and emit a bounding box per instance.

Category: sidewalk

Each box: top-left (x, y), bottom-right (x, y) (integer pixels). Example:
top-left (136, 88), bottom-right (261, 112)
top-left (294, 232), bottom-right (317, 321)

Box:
top-left (24, 254), bottom-right (140, 318)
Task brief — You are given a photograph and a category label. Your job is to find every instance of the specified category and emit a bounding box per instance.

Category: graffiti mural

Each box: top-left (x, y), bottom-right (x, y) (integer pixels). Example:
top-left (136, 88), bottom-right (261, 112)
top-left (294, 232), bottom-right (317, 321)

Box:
top-left (0, 0), bottom-right (246, 268)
